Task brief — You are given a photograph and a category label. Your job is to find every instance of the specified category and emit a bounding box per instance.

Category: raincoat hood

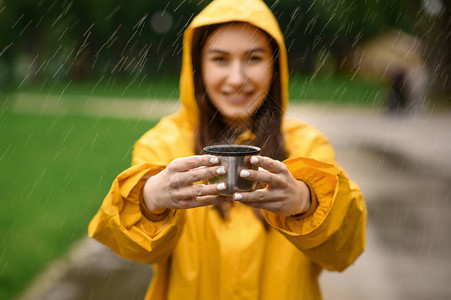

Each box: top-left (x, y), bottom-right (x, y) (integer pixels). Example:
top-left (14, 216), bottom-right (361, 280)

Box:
top-left (180, 0), bottom-right (289, 128)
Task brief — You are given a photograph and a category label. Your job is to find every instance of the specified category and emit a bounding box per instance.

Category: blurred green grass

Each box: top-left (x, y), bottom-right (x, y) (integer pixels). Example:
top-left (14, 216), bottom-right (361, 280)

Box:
top-left (289, 75), bottom-right (386, 106)
top-left (16, 75), bottom-right (181, 100)
top-left (0, 112), bottom-right (157, 299)
top-left (16, 74), bottom-right (387, 106)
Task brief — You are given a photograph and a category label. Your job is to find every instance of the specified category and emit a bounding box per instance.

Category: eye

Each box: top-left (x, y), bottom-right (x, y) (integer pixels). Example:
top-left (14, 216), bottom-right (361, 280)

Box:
top-left (211, 56), bottom-right (227, 63)
top-left (248, 55), bottom-right (263, 62)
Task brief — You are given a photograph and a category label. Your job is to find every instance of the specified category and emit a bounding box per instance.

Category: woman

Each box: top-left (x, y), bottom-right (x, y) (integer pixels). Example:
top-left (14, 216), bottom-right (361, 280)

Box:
top-left (88, 0), bottom-right (367, 299)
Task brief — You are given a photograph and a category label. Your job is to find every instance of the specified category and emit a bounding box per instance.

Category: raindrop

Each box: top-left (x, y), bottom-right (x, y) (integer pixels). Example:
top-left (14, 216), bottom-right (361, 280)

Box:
top-left (83, 23), bottom-right (94, 37)
top-left (35, 60), bottom-right (47, 76)
top-left (0, 43), bottom-right (13, 57)
top-left (53, 48), bottom-right (74, 78)
top-left (176, 13), bottom-right (194, 36)
top-left (157, 57), bottom-right (164, 72)
top-left (287, 39), bottom-right (295, 52)
top-left (90, 75), bottom-right (105, 98)
top-left (118, 57), bottom-right (128, 73)
top-left (173, 0), bottom-right (186, 12)
top-left (17, 74), bottom-right (29, 90)
top-left (11, 14), bottom-right (24, 29)
top-left (121, 30), bottom-right (137, 56)
top-left (305, 16), bottom-right (317, 34)
top-left (95, 24), bottom-right (122, 57)
top-left (36, 15), bottom-right (44, 28)
top-left (47, 0), bottom-right (58, 13)
top-left (105, 5), bottom-right (121, 21)
top-left (290, 6), bottom-right (301, 22)
top-left (58, 26), bottom-right (69, 41)
top-left (121, 79), bottom-right (134, 96)
top-left (271, 0), bottom-right (281, 10)
top-left (57, 80), bottom-right (72, 104)
top-left (51, 12), bottom-right (64, 28)
top-left (0, 144), bottom-right (12, 161)
top-left (306, 1), bottom-right (316, 14)
top-left (52, 44), bottom-right (63, 59)
top-left (62, 0), bottom-right (73, 15)
top-left (19, 19), bottom-right (33, 36)
top-left (74, 31), bottom-right (90, 61)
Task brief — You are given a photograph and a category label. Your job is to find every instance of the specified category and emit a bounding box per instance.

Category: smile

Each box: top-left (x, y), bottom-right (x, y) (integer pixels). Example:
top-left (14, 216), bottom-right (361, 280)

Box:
top-left (222, 91), bottom-right (253, 104)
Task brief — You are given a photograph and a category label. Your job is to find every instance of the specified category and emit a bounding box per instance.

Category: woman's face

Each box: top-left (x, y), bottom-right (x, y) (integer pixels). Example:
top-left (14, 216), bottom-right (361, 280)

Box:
top-left (201, 23), bottom-right (274, 121)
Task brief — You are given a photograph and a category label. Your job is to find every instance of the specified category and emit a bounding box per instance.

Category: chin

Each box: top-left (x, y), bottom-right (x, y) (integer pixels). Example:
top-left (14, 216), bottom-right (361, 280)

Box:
top-left (222, 110), bottom-right (252, 120)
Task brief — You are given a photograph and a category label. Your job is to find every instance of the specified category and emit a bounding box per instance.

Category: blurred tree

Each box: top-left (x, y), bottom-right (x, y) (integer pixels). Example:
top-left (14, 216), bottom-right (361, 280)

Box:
top-left (268, 0), bottom-right (412, 73)
top-left (0, 0), bottom-right (447, 90)
top-left (415, 0), bottom-right (450, 95)
top-left (0, 0), bottom-right (207, 88)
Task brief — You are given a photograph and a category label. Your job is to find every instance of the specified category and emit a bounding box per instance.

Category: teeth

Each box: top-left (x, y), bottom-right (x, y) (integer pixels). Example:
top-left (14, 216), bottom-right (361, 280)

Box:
top-left (225, 93), bottom-right (251, 98)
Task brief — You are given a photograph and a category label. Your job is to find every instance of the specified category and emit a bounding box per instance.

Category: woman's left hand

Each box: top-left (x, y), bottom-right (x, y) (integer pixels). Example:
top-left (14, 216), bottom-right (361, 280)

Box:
top-left (234, 156), bottom-right (311, 216)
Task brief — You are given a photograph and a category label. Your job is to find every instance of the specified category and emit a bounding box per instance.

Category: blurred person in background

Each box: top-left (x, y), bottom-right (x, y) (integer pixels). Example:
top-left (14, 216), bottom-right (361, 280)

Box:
top-left (387, 69), bottom-right (408, 113)
top-left (344, 30), bottom-right (430, 114)
top-left (88, 0), bottom-right (367, 299)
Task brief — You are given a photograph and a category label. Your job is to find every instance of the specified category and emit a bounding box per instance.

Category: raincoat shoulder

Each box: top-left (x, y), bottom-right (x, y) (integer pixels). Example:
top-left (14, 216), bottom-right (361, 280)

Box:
top-left (132, 110), bottom-right (195, 166)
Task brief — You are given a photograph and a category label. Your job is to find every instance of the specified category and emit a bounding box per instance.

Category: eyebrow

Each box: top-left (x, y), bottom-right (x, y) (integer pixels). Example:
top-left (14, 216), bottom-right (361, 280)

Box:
top-left (207, 48), bottom-right (267, 55)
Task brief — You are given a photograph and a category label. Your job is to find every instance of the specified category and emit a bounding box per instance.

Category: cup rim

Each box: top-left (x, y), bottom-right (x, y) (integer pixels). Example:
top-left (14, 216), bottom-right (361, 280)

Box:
top-left (203, 145), bottom-right (261, 156)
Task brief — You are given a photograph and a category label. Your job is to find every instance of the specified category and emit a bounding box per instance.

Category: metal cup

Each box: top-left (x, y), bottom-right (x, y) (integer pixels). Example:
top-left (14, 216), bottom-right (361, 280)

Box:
top-left (203, 145), bottom-right (261, 196)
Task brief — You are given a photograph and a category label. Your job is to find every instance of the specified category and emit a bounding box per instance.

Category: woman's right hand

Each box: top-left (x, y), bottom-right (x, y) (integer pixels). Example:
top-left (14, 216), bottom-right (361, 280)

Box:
top-left (143, 155), bottom-right (228, 214)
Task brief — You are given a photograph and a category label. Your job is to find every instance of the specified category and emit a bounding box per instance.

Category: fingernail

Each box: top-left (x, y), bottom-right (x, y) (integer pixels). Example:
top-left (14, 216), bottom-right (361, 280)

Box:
top-left (210, 157), bottom-right (219, 164)
top-left (216, 167), bottom-right (226, 175)
top-left (233, 193), bottom-right (243, 201)
top-left (240, 170), bottom-right (250, 178)
top-left (217, 183), bottom-right (226, 191)
top-left (250, 156), bottom-right (259, 164)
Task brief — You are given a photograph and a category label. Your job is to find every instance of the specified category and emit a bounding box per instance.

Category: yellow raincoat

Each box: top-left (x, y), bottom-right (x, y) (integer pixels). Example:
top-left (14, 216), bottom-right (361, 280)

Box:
top-left (88, 0), bottom-right (367, 299)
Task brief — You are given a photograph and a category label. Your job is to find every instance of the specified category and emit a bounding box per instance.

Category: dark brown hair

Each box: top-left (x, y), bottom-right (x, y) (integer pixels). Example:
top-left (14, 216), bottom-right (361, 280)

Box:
top-left (191, 22), bottom-right (287, 161)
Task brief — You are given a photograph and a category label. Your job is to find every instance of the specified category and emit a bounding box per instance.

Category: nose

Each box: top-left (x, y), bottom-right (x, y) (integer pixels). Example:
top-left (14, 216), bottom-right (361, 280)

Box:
top-left (227, 60), bottom-right (246, 87)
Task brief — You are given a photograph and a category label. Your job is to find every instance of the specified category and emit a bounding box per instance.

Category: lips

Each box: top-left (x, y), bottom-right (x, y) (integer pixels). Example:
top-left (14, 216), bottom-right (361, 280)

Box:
top-left (222, 91), bottom-right (254, 104)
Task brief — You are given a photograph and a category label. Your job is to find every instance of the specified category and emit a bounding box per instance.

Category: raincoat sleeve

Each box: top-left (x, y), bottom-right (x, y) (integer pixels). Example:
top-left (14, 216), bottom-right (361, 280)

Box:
top-left (262, 122), bottom-right (367, 272)
top-left (88, 118), bottom-right (188, 264)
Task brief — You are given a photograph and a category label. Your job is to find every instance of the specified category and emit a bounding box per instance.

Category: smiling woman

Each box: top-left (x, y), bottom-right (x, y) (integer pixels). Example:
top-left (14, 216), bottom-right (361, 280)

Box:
top-left (88, 0), bottom-right (367, 299)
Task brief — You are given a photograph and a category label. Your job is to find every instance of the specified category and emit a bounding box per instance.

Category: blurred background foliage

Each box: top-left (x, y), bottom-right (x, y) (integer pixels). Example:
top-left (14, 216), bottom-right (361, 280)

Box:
top-left (0, 0), bottom-right (449, 96)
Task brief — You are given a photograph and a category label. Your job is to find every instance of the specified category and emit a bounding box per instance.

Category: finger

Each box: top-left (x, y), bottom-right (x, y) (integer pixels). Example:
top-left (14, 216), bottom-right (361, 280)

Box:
top-left (178, 195), bottom-right (228, 208)
top-left (169, 183), bottom-right (227, 201)
top-left (191, 183), bottom-right (228, 198)
top-left (249, 156), bottom-right (286, 173)
top-left (168, 155), bottom-right (220, 172)
top-left (239, 168), bottom-right (283, 187)
top-left (232, 189), bottom-right (276, 203)
top-left (175, 165), bottom-right (227, 186)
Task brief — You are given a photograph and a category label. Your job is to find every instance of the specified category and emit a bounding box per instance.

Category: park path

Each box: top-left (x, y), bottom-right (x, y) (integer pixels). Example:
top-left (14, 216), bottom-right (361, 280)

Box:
top-left (8, 93), bottom-right (180, 119)
top-left (11, 93), bottom-right (451, 300)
